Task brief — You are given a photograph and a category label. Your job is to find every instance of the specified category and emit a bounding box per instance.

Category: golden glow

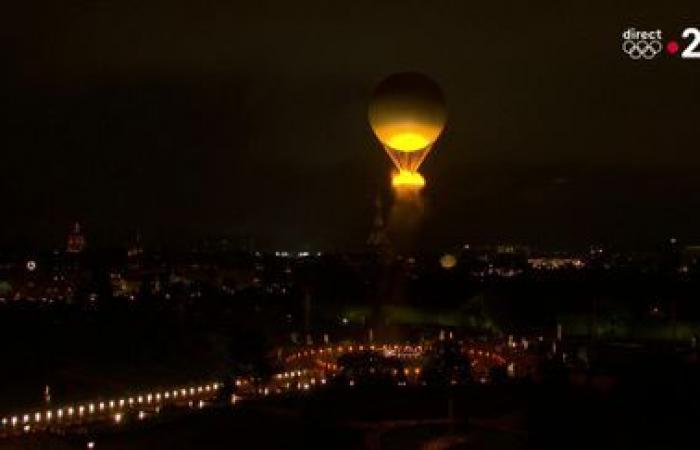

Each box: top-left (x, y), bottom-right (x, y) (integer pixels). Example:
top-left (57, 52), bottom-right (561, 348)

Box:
top-left (386, 131), bottom-right (431, 152)
top-left (369, 73), bottom-right (446, 154)
top-left (371, 118), bottom-right (443, 153)
top-left (440, 254), bottom-right (457, 269)
top-left (369, 73), bottom-right (446, 181)
top-left (391, 170), bottom-right (426, 189)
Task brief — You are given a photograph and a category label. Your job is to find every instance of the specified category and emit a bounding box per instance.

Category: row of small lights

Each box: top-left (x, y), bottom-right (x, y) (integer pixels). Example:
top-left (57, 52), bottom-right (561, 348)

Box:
top-left (1, 345), bottom-right (517, 436)
top-left (285, 343), bottom-right (509, 368)
top-left (262, 376), bottom-right (329, 396)
top-left (279, 342), bottom-right (514, 387)
top-left (285, 344), bottom-right (425, 363)
top-left (274, 369), bottom-right (309, 380)
top-left (272, 364), bottom-right (477, 391)
top-left (0, 383), bottom-right (221, 433)
top-left (275, 366), bottom-right (514, 390)
top-left (466, 348), bottom-right (508, 365)
top-left (274, 347), bottom-right (511, 391)
top-left (0, 345), bottom-right (513, 434)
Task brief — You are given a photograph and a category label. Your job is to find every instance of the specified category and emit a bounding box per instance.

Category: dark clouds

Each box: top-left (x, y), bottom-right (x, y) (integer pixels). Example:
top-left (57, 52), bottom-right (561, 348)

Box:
top-left (2, 1), bottom-right (700, 249)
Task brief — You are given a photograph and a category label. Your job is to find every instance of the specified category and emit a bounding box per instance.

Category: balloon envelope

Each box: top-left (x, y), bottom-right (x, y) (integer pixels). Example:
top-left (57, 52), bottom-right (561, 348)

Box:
top-left (368, 72), bottom-right (447, 153)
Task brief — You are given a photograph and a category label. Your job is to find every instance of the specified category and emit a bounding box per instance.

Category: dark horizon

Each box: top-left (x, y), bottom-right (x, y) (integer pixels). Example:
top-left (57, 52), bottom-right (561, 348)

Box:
top-left (4, 1), bottom-right (700, 250)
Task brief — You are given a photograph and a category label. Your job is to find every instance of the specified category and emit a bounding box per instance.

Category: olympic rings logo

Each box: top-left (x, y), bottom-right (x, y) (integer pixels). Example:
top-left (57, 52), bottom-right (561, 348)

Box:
top-left (622, 39), bottom-right (663, 59)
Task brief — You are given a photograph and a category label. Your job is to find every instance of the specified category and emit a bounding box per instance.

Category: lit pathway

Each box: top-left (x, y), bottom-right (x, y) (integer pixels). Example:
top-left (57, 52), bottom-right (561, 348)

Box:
top-left (0, 340), bottom-right (522, 439)
top-left (0, 382), bottom-right (224, 437)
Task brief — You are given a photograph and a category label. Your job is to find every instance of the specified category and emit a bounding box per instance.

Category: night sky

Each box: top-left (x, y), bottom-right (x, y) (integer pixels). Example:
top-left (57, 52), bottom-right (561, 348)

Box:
top-left (3, 1), bottom-right (700, 250)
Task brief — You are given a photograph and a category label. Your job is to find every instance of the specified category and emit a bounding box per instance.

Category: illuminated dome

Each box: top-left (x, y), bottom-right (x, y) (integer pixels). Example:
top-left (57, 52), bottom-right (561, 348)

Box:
top-left (368, 72), bottom-right (447, 153)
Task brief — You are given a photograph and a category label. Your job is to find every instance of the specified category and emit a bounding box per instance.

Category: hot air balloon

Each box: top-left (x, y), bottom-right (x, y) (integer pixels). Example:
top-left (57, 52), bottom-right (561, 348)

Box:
top-left (368, 72), bottom-right (447, 189)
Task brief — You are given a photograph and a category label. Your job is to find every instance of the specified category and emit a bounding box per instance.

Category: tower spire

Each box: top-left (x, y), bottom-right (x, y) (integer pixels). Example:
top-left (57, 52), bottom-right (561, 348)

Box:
top-left (367, 195), bottom-right (389, 249)
top-left (66, 222), bottom-right (86, 253)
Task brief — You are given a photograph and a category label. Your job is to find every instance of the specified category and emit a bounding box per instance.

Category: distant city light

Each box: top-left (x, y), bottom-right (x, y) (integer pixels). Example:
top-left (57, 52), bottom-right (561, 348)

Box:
top-left (439, 254), bottom-right (457, 269)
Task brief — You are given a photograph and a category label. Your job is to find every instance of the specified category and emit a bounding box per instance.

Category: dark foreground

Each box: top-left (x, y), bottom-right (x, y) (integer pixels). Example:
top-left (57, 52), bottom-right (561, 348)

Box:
top-left (2, 365), bottom-right (699, 450)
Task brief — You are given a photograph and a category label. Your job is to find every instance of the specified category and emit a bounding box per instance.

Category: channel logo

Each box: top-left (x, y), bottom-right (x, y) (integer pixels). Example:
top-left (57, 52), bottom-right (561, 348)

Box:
top-left (622, 27), bottom-right (700, 60)
top-left (622, 28), bottom-right (663, 59)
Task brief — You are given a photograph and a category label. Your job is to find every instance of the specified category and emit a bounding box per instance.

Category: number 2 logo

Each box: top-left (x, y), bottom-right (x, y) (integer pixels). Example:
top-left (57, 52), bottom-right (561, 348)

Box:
top-left (681, 27), bottom-right (700, 59)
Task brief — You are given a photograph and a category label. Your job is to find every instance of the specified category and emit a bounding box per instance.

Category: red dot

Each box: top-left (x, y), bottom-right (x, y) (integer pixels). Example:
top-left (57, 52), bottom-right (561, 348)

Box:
top-left (667, 41), bottom-right (680, 55)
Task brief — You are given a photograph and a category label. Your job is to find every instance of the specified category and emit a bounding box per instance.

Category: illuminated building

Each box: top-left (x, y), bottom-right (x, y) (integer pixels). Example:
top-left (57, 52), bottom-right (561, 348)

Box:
top-left (528, 257), bottom-right (585, 270)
